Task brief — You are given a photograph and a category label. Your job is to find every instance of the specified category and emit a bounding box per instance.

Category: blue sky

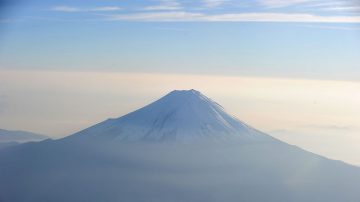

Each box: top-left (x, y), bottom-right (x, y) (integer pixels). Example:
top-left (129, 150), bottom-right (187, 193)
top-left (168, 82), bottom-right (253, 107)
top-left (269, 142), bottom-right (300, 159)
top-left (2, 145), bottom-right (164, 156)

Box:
top-left (1, 0), bottom-right (360, 165)
top-left (0, 0), bottom-right (360, 80)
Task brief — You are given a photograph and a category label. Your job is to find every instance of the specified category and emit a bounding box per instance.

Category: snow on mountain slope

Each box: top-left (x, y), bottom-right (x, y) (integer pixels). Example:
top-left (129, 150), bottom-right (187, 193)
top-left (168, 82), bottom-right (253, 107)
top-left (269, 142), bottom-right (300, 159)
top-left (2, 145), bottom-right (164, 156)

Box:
top-left (1, 90), bottom-right (360, 202)
top-left (69, 89), bottom-right (273, 142)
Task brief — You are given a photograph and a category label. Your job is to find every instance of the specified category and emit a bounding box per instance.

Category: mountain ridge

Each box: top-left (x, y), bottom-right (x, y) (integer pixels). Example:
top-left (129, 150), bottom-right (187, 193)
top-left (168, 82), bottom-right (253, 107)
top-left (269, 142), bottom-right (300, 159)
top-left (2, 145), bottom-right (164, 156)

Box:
top-left (67, 89), bottom-right (274, 142)
top-left (0, 128), bottom-right (48, 143)
top-left (1, 90), bottom-right (360, 202)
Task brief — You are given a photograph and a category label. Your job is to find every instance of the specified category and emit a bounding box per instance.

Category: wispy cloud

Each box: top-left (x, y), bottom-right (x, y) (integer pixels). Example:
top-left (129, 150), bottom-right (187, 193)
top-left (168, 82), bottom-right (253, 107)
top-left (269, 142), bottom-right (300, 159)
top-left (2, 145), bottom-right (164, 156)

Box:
top-left (91, 7), bottom-right (123, 12)
top-left (323, 6), bottom-right (360, 12)
top-left (110, 12), bottom-right (202, 21)
top-left (52, 6), bottom-right (122, 13)
top-left (49, 1), bottom-right (360, 24)
top-left (143, 0), bottom-right (182, 11)
top-left (298, 1), bottom-right (360, 13)
top-left (108, 11), bottom-right (360, 23)
top-left (256, 0), bottom-right (313, 8)
top-left (302, 1), bottom-right (346, 8)
top-left (256, 0), bottom-right (359, 11)
top-left (202, 0), bottom-right (230, 8)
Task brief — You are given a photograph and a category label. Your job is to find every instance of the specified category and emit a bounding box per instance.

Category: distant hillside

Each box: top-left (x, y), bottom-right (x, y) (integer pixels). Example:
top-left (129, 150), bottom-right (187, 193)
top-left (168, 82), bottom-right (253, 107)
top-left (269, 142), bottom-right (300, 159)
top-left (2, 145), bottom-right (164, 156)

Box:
top-left (0, 129), bottom-right (48, 143)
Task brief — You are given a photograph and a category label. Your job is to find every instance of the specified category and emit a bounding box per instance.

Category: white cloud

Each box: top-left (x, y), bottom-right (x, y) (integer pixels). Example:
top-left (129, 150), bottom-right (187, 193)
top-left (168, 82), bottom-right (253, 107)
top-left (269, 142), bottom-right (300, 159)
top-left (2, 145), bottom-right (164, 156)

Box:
top-left (201, 0), bottom-right (360, 13)
top-left (108, 11), bottom-right (360, 23)
top-left (256, 0), bottom-right (313, 8)
top-left (208, 12), bottom-right (360, 23)
top-left (203, 0), bottom-right (229, 8)
top-left (90, 7), bottom-right (122, 12)
top-left (110, 12), bottom-right (203, 21)
top-left (300, 1), bottom-right (360, 11)
top-left (323, 6), bottom-right (360, 12)
top-left (52, 6), bottom-right (122, 12)
top-left (301, 1), bottom-right (345, 8)
top-left (143, 0), bottom-right (182, 11)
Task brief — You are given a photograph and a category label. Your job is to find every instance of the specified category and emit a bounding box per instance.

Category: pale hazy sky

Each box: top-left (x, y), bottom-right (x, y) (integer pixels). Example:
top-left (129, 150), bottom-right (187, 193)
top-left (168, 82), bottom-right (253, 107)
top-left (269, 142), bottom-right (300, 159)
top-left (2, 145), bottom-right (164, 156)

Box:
top-left (0, 0), bottom-right (360, 165)
top-left (0, 70), bottom-right (359, 165)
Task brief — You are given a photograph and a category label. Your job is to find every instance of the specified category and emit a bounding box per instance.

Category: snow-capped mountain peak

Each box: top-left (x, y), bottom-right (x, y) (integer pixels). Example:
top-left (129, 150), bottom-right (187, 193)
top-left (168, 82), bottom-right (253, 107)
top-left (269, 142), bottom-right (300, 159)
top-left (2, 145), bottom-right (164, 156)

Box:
top-left (69, 89), bottom-right (272, 142)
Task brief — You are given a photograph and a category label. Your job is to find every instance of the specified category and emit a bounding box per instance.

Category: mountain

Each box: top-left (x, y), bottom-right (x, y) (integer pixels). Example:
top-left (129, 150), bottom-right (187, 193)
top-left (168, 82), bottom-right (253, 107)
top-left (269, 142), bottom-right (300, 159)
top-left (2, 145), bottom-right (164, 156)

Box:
top-left (0, 129), bottom-right (48, 143)
top-left (69, 89), bottom-right (272, 142)
top-left (0, 90), bottom-right (360, 202)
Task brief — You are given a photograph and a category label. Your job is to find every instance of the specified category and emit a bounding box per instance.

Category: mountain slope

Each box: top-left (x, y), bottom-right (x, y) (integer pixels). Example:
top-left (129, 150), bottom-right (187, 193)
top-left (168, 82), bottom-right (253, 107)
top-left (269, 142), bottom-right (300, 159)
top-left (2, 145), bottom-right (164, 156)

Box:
top-left (0, 129), bottom-right (48, 143)
top-left (69, 89), bottom-right (272, 142)
top-left (1, 139), bottom-right (360, 202)
top-left (0, 89), bottom-right (360, 202)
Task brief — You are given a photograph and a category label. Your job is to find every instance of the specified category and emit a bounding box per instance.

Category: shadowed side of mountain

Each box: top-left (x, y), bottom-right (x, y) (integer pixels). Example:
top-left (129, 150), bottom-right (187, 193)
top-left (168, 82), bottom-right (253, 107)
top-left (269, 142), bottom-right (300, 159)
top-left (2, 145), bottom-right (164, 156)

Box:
top-left (0, 129), bottom-right (49, 143)
top-left (0, 136), bottom-right (360, 202)
top-left (1, 90), bottom-right (360, 202)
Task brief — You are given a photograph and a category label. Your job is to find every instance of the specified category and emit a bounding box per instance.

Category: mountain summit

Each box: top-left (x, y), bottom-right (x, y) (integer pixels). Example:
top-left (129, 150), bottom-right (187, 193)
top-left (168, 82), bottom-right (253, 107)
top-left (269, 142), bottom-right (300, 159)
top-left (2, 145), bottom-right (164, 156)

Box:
top-left (69, 89), bottom-right (272, 142)
top-left (2, 90), bottom-right (360, 202)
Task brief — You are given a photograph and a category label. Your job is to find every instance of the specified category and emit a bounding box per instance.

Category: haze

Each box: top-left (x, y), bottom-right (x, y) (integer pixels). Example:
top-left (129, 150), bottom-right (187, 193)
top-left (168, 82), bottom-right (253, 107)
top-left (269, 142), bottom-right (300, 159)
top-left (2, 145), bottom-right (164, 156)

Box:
top-left (0, 0), bottom-right (360, 165)
top-left (0, 70), bottom-right (359, 165)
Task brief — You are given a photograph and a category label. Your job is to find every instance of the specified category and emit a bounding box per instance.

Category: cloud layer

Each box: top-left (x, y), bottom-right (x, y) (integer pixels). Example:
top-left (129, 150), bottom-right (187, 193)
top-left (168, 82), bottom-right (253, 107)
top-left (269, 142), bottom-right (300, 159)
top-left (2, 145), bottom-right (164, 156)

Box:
top-left (143, 0), bottom-right (183, 11)
top-left (108, 11), bottom-right (360, 23)
top-left (49, 0), bottom-right (360, 23)
top-left (52, 6), bottom-right (122, 12)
